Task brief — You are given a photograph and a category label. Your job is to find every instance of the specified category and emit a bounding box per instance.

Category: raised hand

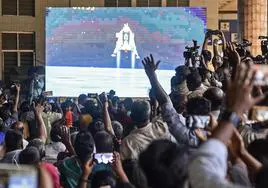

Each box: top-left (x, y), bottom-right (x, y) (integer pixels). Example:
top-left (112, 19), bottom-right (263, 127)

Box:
top-left (59, 126), bottom-right (71, 145)
top-left (112, 152), bottom-right (124, 175)
top-left (226, 42), bottom-right (240, 67)
top-left (99, 92), bottom-right (108, 104)
top-left (228, 129), bottom-right (246, 160)
top-left (227, 62), bottom-right (265, 116)
top-left (142, 54), bottom-right (161, 78)
top-left (15, 83), bottom-right (21, 93)
top-left (33, 102), bottom-right (44, 115)
top-left (82, 158), bottom-right (95, 178)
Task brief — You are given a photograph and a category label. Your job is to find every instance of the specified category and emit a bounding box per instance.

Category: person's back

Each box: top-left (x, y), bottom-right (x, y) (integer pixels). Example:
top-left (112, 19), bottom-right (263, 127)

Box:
top-left (0, 130), bottom-right (23, 164)
top-left (58, 131), bottom-right (95, 188)
top-left (186, 69), bottom-right (207, 99)
top-left (139, 140), bottom-right (190, 188)
top-left (121, 100), bottom-right (174, 160)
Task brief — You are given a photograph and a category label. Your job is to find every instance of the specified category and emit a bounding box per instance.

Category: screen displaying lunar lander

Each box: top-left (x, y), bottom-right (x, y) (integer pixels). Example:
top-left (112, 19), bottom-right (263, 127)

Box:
top-left (112, 23), bottom-right (140, 69)
top-left (46, 7), bottom-right (206, 97)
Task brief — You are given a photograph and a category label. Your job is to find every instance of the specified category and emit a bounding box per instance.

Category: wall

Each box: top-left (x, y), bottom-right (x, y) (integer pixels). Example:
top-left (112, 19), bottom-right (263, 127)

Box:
top-left (190, 0), bottom-right (219, 29)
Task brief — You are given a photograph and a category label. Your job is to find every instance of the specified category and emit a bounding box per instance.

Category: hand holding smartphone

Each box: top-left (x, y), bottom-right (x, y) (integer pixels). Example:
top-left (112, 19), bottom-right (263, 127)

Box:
top-left (93, 153), bottom-right (113, 164)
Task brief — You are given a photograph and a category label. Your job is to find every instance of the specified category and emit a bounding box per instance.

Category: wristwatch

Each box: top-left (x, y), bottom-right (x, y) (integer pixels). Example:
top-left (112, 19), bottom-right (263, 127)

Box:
top-left (221, 111), bottom-right (241, 128)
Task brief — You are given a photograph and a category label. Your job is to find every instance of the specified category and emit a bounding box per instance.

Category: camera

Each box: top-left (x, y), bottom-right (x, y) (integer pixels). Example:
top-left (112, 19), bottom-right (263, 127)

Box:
top-left (87, 93), bottom-right (98, 98)
top-left (183, 40), bottom-right (201, 67)
top-left (235, 39), bottom-right (252, 58)
top-left (259, 36), bottom-right (268, 57)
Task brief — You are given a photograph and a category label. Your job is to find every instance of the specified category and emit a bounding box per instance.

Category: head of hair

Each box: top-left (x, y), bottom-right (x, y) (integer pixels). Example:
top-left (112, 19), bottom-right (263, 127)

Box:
top-left (169, 92), bottom-right (188, 114)
top-left (130, 100), bottom-right (151, 126)
top-left (61, 101), bottom-right (72, 113)
top-left (186, 69), bottom-right (202, 91)
top-left (91, 170), bottom-right (117, 188)
top-left (10, 121), bottom-right (24, 135)
top-left (123, 159), bottom-right (148, 188)
top-left (112, 121), bottom-right (123, 140)
top-left (186, 96), bottom-right (211, 115)
top-left (49, 102), bottom-right (61, 113)
top-left (88, 120), bottom-right (105, 137)
top-left (198, 68), bottom-right (211, 82)
top-left (19, 146), bottom-right (40, 165)
top-left (74, 131), bottom-right (95, 163)
top-left (124, 98), bottom-right (133, 112)
top-left (0, 106), bottom-right (11, 121)
top-left (27, 138), bottom-right (46, 159)
top-left (20, 101), bottom-right (31, 113)
top-left (139, 140), bottom-right (189, 188)
top-left (78, 94), bottom-right (88, 105)
top-left (82, 100), bottom-right (101, 119)
top-left (50, 125), bottom-right (62, 143)
top-left (175, 66), bottom-right (191, 80)
top-left (203, 87), bottom-right (224, 111)
top-left (5, 130), bottom-right (23, 152)
top-left (94, 131), bottom-right (113, 153)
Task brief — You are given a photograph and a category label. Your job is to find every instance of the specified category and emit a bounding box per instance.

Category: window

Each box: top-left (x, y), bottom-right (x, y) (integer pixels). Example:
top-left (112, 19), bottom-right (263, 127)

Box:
top-left (137, 0), bottom-right (162, 7)
top-left (166, 0), bottom-right (189, 6)
top-left (105, 0), bottom-right (131, 7)
top-left (2, 32), bottom-right (35, 81)
top-left (2, 0), bottom-right (35, 16)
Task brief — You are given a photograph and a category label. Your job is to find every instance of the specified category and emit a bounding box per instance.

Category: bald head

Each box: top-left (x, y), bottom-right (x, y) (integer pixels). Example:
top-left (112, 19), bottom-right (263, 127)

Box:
top-left (203, 87), bottom-right (224, 111)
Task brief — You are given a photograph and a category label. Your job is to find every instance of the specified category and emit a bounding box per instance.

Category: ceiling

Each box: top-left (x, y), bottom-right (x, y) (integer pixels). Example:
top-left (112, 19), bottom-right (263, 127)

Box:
top-left (219, 0), bottom-right (237, 11)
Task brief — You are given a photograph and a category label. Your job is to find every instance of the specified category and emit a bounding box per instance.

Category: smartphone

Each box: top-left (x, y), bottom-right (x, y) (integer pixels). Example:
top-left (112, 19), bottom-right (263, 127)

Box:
top-left (48, 98), bottom-right (55, 103)
top-left (253, 64), bottom-right (268, 86)
top-left (0, 164), bottom-right (38, 188)
top-left (42, 91), bottom-right (53, 97)
top-left (186, 115), bottom-right (210, 129)
top-left (93, 153), bottom-right (113, 164)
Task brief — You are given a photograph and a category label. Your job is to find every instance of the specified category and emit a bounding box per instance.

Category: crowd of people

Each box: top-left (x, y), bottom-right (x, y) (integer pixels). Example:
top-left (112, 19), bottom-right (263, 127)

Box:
top-left (1, 29), bottom-right (268, 188)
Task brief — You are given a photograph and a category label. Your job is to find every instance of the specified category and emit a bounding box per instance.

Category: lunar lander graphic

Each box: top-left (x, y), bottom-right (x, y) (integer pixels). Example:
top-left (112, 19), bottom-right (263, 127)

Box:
top-left (111, 23), bottom-right (140, 68)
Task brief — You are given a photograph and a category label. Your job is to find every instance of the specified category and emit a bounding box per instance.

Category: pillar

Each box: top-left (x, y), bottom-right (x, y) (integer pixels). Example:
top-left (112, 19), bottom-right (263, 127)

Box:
top-left (238, 0), bottom-right (268, 56)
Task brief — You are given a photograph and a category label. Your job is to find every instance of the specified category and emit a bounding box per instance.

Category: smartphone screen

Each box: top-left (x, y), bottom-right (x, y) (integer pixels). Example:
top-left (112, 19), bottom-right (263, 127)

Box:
top-left (0, 164), bottom-right (38, 188)
top-left (94, 153), bottom-right (113, 164)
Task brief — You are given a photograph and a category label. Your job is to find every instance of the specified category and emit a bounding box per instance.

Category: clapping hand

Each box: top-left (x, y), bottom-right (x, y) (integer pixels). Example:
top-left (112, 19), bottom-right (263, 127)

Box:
top-left (142, 54), bottom-right (161, 78)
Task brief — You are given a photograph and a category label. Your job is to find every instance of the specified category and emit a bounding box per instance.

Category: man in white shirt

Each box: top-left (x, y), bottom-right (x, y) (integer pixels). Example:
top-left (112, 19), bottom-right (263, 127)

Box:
top-left (120, 100), bottom-right (175, 160)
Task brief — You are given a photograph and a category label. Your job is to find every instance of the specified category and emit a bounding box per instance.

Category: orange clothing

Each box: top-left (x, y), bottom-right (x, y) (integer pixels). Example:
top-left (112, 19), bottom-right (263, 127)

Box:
top-left (65, 111), bottom-right (73, 128)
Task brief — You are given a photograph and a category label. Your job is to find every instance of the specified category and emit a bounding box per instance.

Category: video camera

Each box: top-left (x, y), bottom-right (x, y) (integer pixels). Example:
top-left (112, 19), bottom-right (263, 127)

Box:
top-left (235, 39), bottom-right (252, 58)
top-left (259, 36), bottom-right (268, 56)
top-left (184, 40), bottom-right (201, 67)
